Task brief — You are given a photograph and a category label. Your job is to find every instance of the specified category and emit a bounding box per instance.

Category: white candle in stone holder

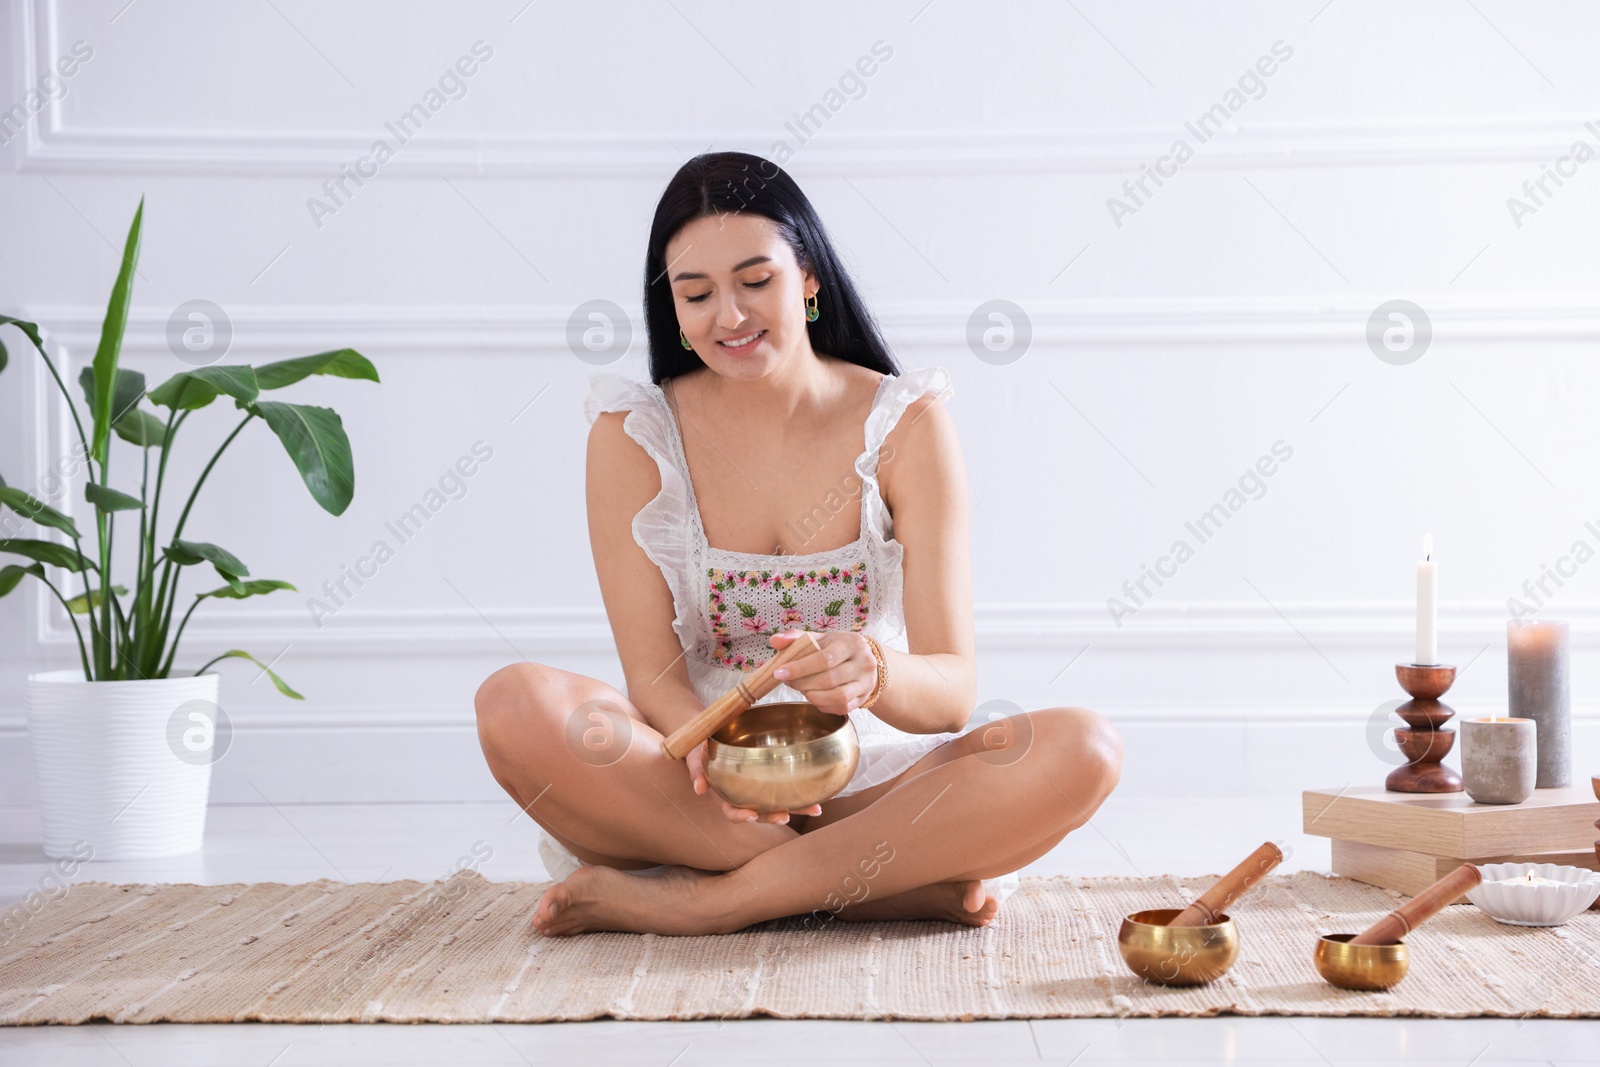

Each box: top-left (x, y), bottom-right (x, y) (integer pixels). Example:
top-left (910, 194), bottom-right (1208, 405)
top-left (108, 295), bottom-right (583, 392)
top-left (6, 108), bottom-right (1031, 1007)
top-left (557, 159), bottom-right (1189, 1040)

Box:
top-left (1507, 619), bottom-right (1571, 788)
top-left (1415, 534), bottom-right (1438, 665)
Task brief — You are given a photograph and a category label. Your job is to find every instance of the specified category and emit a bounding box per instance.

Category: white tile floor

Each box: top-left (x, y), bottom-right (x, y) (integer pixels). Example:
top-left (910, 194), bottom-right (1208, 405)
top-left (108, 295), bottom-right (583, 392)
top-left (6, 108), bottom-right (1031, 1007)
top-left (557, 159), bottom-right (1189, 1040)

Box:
top-left (1, 794), bottom-right (1594, 1065)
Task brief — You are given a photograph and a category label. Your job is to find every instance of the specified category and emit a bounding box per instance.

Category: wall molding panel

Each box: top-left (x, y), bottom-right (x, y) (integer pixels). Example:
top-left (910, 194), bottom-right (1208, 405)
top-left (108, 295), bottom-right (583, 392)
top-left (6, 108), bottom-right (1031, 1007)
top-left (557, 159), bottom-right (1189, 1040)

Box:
top-left (15, 0), bottom-right (1600, 178)
top-left (17, 302), bottom-right (1600, 661)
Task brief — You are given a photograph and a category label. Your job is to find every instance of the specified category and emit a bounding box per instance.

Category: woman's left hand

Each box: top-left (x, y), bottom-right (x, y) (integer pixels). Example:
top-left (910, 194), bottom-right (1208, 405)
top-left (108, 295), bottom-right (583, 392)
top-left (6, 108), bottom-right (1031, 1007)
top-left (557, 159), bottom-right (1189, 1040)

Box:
top-left (767, 629), bottom-right (878, 716)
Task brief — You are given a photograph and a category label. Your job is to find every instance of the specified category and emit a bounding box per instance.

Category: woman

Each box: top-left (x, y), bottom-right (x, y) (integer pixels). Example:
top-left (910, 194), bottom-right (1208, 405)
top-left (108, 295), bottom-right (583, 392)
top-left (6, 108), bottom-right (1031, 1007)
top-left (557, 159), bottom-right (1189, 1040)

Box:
top-left (474, 152), bottom-right (1122, 937)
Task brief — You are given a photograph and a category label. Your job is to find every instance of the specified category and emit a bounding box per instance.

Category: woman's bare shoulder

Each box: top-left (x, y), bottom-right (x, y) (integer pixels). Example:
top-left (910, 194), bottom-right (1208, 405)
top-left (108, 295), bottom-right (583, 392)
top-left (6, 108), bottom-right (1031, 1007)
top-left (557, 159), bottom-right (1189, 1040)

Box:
top-left (879, 378), bottom-right (961, 499)
top-left (586, 405), bottom-right (661, 500)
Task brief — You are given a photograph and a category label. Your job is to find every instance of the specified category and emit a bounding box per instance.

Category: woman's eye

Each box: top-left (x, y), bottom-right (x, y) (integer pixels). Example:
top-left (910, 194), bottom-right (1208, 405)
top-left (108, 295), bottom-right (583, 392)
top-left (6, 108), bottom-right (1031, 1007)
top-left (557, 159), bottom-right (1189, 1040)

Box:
top-left (685, 279), bottom-right (768, 303)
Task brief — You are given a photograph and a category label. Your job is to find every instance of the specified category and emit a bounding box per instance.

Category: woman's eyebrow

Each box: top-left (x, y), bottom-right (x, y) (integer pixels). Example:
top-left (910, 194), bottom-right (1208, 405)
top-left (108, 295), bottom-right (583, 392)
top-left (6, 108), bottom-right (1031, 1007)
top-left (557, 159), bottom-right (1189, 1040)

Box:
top-left (671, 255), bottom-right (773, 282)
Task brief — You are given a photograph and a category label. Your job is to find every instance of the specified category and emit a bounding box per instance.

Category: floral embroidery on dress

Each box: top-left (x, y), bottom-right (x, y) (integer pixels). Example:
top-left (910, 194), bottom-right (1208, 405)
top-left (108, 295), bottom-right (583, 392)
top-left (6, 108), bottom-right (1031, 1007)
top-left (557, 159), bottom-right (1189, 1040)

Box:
top-left (707, 561), bottom-right (871, 671)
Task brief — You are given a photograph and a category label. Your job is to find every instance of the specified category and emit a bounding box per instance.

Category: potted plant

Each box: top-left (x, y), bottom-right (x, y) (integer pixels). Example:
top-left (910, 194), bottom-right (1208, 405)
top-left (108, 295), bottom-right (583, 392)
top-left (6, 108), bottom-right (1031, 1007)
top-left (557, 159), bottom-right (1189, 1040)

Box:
top-left (0, 199), bottom-right (378, 859)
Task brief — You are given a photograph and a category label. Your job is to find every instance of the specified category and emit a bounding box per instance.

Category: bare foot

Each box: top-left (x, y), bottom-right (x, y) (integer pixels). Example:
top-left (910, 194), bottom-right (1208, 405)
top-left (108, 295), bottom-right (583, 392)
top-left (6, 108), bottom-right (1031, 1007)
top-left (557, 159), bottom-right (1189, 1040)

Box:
top-left (533, 865), bottom-right (742, 937)
top-left (835, 880), bottom-right (1000, 927)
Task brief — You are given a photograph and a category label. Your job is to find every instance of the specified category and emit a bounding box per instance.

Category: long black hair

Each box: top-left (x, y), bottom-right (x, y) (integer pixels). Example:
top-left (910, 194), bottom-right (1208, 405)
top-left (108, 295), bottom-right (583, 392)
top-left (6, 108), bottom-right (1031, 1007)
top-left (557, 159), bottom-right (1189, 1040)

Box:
top-left (643, 151), bottom-right (901, 385)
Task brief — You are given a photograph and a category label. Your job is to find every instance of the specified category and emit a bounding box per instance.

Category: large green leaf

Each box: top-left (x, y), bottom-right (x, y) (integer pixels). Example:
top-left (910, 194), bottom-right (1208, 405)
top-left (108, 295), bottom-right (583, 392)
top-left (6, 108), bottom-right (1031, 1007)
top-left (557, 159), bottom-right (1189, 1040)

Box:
top-left (0, 486), bottom-right (80, 538)
top-left (113, 408), bottom-right (168, 448)
top-left (0, 562), bottom-right (43, 598)
top-left (0, 538), bottom-right (94, 570)
top-left (147, 364), bottom-right (259, 410)
top-left (0, 337), bottom-right (7, 375)
top-left (85, 482), bottom-right (143, 512)
top-left (78, 365), bottom-right (147, 427)
top-left (164, 538), bottom-right (249, 575)
top-left (200, 649), bottom-right (304, 700)
top-left (164, 538), bottom-right (248, 593)
top-left (253, 400), bottom-right (355, 515)
top-left (254, 349), bottom-right (379, 390)
top-left (66, 584), bottom-right (128, 614)
top-left (198, 578), bottom-right (296, 600)
top-left (90, 199), bottom-right (143, 464)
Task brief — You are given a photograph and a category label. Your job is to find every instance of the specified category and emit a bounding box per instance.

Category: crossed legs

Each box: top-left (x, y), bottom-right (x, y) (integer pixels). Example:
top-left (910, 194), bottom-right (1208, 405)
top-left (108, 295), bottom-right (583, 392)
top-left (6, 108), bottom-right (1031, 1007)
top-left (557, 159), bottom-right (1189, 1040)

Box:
top-left (474, 661), bottom-right (1122, 936)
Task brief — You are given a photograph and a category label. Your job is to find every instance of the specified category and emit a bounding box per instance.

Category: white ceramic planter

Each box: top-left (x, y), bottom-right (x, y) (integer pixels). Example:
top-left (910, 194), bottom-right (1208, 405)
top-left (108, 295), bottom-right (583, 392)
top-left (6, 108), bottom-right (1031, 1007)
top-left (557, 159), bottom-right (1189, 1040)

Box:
top-left (26, 669), bottom-right (221, 860)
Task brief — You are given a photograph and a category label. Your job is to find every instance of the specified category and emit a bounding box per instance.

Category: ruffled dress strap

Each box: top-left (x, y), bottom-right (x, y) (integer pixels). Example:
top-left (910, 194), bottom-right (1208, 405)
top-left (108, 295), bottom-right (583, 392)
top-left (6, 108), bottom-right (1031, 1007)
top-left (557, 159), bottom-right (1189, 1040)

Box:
top-left (583, 372), bottom-right (699, 656)
top-left (853, 366), bottom-right (954, 653)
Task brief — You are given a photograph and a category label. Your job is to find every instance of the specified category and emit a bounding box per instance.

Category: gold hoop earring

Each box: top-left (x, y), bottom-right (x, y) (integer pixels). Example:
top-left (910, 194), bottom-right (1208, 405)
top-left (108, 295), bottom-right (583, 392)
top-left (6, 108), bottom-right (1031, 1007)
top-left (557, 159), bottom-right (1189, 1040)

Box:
top-left (805, 292), bottom-right (820, 322)
top-left (679, 328), bottom-right (692, 350)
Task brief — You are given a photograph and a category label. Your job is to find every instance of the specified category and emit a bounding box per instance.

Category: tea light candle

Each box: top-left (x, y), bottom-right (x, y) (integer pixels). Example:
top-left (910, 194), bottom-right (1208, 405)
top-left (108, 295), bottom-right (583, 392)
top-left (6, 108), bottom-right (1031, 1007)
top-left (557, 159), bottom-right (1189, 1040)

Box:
top-left (1507, 620), bottom-right (1571, 788)
top-left (1461, 716), bottom-right (1536, 804)
top-left (1492, 871), bottom-right (1565, 888)
top-left (1415, 535), bottom-right (1438, 666)
top-left (1466, 862), bottom-right (1600, 926)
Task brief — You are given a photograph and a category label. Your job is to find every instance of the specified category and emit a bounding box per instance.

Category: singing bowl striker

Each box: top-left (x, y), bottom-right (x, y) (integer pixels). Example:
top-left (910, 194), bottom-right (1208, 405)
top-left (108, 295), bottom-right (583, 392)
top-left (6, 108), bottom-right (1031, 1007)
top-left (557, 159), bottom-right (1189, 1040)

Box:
top-left (704, 702), bottom-right (859, 812)
top-left (1314, 933), bottom-right (1409, 990)
top-left (1116, 908), bottom-right (1239, 986)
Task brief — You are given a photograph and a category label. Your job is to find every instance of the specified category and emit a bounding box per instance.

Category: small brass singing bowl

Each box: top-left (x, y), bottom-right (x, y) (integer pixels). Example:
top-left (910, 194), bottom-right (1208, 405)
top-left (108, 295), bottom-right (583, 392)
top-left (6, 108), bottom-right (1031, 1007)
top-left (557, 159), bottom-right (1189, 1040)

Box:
top-left (1314, 934), bottom-right (1409, 991)
top-left (704, 701), bottom-right (860, 813)
top-left (1116, 908), bottom-right (1240, 986)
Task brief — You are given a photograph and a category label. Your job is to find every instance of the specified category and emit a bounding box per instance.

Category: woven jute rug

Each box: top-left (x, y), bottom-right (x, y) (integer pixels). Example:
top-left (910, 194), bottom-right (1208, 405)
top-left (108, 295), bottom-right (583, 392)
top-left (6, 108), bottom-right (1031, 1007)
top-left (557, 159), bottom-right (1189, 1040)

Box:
top-left (2, 870), bottom-right (1596, 1023)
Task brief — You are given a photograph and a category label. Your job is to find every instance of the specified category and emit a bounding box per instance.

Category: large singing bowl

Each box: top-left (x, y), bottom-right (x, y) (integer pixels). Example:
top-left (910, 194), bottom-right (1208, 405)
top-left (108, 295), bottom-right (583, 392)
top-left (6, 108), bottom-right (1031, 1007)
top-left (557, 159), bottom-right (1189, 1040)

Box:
top-left (704, 701), bottom-right (860, 812)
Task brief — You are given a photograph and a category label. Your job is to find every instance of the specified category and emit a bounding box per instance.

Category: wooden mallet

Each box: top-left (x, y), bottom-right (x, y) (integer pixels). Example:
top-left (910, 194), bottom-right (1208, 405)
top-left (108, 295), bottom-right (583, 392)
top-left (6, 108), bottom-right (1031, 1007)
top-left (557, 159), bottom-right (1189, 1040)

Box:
top-left (662, 631), bottom-right (823, 761)
top-left (1167, 841), bottom-right (1285, 927)
top-left (1349, 862), bottom-right (1482, 945)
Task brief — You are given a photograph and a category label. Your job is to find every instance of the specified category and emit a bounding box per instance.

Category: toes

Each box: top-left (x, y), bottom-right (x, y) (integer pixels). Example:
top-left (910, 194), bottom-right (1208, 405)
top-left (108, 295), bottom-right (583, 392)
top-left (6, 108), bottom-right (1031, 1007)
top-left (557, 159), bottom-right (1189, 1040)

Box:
top-left (534, 884), bottom-right (569, 931)
top-left (961, 880), bottom-right (985, 913)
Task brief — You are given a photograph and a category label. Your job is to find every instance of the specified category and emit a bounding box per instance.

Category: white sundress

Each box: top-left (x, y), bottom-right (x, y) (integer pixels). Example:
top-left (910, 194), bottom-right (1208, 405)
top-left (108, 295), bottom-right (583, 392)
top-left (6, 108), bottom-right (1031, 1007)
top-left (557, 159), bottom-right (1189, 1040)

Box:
top-left (540, 364), bottom-right (1018, 902)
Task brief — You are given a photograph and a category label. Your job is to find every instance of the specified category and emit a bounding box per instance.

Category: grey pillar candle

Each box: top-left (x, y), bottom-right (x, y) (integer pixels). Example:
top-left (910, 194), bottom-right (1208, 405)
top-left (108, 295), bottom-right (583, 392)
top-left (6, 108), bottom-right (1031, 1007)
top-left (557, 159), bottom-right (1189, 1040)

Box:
top-left (1507, 619), bottom-right (1571, 788)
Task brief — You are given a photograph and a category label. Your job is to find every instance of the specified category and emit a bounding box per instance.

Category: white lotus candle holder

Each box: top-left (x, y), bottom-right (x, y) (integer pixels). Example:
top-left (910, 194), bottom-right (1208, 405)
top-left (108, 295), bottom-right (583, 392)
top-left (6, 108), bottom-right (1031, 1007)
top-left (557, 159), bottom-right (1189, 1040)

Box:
top-left (1466, 862), bottom-right (1600, 927)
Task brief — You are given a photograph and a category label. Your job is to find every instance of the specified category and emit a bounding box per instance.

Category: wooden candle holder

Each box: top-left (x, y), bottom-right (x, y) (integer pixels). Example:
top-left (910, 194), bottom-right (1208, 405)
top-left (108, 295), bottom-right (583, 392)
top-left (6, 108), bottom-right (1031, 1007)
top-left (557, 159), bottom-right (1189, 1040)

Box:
top-left (1385, 663), bottom-right (1462, 794)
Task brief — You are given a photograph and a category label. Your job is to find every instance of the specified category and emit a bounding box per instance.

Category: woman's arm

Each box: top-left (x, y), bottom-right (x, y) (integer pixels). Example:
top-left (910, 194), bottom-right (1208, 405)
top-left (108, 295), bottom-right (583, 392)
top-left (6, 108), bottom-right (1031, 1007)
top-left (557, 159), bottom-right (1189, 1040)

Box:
top-left (770, 388), bottom-right (977, 734)
top-left (867, 389), bottom-right (978, 734)
top-left (585, 412), bottom-right (705, 735)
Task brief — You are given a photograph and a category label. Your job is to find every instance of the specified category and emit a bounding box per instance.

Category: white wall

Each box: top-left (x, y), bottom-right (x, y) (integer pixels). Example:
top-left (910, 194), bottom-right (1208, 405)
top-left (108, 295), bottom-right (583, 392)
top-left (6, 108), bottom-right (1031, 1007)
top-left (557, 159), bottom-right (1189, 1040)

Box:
top-left (3, 0), bottom-right (1597, 806)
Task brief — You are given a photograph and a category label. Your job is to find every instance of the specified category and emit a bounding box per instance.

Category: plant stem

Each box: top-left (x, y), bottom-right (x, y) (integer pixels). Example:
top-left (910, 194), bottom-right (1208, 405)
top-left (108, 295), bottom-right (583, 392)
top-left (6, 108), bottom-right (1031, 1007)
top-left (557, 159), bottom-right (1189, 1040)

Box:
top-left (24, 327), bottom-right (107, 679)
top-left (157, 559), bottom-right (183, 671)
top-left (159, 595), bottom-right (203, 677)
top-left (192, 651), bottom-right (230, 677)
top-left (96, 447), bottom-right (114, 679)
top-left (30, 339), bottom-right (93, 471)
top-left (131, 444), bottom-right (150, 670)
top-left (169, 412), bottom-right (253, 547)
top-left (151, 411), bottom-right (253, 671)
top-left (64, 531), bottom-right (103, 678)
top-left (36, 572), bottom-right (92, 678)
top-left (145, 408), bottom-right (185, 673)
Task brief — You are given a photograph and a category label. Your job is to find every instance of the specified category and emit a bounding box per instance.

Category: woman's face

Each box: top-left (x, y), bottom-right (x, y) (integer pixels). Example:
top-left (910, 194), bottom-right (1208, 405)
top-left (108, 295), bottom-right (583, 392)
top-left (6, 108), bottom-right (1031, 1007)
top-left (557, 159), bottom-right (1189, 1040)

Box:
top-left (664, 213), bottom-right (816, 380)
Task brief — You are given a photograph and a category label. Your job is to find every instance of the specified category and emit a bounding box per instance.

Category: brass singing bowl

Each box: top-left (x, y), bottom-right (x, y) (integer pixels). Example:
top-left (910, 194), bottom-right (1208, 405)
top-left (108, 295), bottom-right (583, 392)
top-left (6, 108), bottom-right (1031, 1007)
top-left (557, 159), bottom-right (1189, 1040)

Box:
top-left (704, 701), bottom-right (860, 813)
top-left (1116, 908), bottom-right (1240, 986)
top-left (1314, 933), bottom-right (1409, 991)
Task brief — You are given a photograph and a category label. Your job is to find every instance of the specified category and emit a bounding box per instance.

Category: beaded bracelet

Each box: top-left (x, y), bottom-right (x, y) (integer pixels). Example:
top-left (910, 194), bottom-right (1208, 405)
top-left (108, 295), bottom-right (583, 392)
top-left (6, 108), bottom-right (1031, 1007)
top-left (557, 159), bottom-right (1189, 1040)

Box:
top-left (858, 633), bottom-right (889, 710)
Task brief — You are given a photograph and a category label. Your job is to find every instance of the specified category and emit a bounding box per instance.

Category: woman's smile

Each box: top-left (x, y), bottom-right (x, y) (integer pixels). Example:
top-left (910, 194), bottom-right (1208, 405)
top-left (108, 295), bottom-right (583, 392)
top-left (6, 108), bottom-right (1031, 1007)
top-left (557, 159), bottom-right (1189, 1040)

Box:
top-left (716, 328), bottom-right (766, 353)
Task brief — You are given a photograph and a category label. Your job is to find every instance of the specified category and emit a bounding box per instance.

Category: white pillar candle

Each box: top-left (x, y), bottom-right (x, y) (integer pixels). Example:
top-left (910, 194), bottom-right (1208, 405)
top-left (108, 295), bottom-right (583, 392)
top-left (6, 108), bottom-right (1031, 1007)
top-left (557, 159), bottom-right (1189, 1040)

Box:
top-left (1415, 534), bottom-right (1438, 665)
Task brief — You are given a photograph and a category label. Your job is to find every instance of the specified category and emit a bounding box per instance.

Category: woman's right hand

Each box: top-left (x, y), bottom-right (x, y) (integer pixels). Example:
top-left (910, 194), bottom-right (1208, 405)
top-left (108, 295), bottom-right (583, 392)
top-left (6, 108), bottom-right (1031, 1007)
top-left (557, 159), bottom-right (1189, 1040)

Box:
top-left (685, 742), bottom-right (821, 825)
